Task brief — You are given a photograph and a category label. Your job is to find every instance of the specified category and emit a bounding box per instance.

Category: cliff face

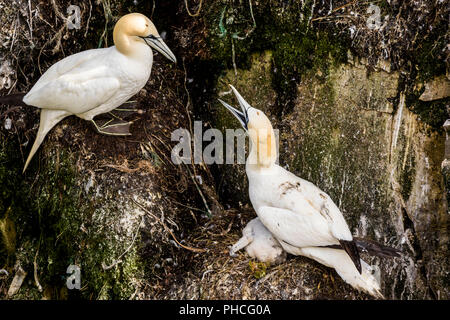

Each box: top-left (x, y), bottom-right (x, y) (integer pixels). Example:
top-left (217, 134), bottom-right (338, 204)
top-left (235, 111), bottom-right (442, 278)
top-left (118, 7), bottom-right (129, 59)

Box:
top-left (1, 0), bottom-right (448, 299)
top-left (210, 51), bottom-right (448, 299)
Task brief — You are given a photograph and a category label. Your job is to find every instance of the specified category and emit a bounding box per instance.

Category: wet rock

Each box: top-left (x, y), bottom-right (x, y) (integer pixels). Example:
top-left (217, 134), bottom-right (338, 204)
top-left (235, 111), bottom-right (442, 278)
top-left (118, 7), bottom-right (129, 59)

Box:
top-left (210, 58), bottom-right (449, 299)
top-left (419, 76), bottom-right (450, 101)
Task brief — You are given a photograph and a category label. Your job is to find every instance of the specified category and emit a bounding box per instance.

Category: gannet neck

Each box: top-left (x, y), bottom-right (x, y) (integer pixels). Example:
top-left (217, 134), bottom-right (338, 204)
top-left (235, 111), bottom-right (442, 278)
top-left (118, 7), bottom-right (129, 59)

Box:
top-left (246, 116), bottom-right (277, 170)
top-left (114, 33), bottom-right (153, 61)
top-left (113, 13), bottom-right (155, 58)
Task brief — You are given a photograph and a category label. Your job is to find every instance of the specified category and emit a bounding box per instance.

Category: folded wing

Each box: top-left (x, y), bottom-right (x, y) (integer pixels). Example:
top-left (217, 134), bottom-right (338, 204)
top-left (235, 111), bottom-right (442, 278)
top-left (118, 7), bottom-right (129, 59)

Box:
top-left (23, 49), bottom-right (121, 114)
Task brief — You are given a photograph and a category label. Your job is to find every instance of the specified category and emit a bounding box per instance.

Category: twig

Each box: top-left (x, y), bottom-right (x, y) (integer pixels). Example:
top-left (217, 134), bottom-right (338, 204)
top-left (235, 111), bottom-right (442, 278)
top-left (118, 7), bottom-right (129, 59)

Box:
top-left (84, 0), bottom-right (93, 38)
top-left (27, 0), bottom-right (34, 47)
top-left (33, 247), bottom-right (43, 292)
top-left (150, 0), bottom-right (156, 20)
top-left (232, 0), bottom-right (256, 40)
top-left (207, 219), bottom-right (234, 237)
top-left (184, 0), bottom-right (203, 17)
top-left (183, 161), bottom-right (212, 217)
top-left (181, 58), bottom-right (195, 168)
top-left (231, 37), bottom-right (237, 77)
top-left (9, 15), bottom-right (19, 53)
top-left (171, 199), bottom-right (208, 214)
top-left (132, 199), bottom-right (207, 253)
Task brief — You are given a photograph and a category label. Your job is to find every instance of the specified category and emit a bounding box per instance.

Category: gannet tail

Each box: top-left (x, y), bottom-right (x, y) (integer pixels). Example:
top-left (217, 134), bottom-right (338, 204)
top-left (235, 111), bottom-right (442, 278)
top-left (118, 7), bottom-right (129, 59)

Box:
top-left (298, 247), bottom-right (384, 299)
top-left (23, 109), bottom-right (70, 172)
top-left (339, 239), bottom-right (362, 274)
top-left (0, 93), bottom-right (28, 106)
top-left (324, 238), bottom-right (402, 258)
top-left (353, 237), bottom-right (402, 258)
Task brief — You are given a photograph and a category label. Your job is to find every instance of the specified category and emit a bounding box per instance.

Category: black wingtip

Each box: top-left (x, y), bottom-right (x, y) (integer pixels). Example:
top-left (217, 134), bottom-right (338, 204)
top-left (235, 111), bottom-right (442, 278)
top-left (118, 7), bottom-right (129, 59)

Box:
top-left (353, 237), bottom-right (402, 258)
top-left (339, 239), bottom-right (362, 274)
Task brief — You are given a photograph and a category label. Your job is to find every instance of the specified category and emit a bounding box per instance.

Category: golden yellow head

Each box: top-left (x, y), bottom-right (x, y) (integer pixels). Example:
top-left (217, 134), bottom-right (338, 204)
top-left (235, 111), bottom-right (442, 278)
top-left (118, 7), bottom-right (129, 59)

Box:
top-left (113, 13), bottom-right (176, 62)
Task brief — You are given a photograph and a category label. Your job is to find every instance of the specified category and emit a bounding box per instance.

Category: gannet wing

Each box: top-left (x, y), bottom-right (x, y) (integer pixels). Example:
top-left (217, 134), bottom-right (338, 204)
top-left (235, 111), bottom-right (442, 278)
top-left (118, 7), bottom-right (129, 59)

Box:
top-left (258, 201), bottom-right (362, 273)
top-left (324, 237), bottom-right (402, 258)
top-left (23, 66), bottom-right (121, 114)
top-left (257, 205), bottom-right (337, 248)
top-left (29, 49), bottom-right (108, 93)
top-left (272, 176), bottom-right (363, 272)
top-left (277, 172), bottom-right (354, 240)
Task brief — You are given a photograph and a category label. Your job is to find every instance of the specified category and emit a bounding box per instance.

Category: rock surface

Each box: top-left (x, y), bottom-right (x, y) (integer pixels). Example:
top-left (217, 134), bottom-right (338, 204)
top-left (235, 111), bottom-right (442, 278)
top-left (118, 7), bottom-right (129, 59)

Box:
top-left (0, 0), bottom-right (448, 300)
top-left (210, 52), bottom-right (449, 299)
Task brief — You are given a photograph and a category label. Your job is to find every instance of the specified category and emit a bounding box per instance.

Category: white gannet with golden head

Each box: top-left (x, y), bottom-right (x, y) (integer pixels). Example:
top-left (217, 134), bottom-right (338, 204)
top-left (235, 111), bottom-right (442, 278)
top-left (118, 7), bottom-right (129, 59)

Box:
top-left (0, 13), bottom-right (176, 172)
top-left (219, 85), bottom-right (390, 297)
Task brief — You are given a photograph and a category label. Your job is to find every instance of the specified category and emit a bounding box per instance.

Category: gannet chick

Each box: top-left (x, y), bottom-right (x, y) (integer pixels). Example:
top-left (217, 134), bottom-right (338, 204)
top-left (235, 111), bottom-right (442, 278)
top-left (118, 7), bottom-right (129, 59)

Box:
top-left (232, 218), bottom-right (384, 298)
top-left (218, 85), bottom-right (363, 274)
top-left (230, 217), bottom-right (286, 265)
top-left (0, 13), bottom-right (176, 172)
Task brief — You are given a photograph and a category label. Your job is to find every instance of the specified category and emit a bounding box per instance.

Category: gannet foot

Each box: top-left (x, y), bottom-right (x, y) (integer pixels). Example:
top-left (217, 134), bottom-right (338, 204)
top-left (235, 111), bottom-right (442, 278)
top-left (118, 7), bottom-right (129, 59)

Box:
top-left (112, 101), bottom-right (142, 114)
top-left (91, 119), bottom-right (132, 136)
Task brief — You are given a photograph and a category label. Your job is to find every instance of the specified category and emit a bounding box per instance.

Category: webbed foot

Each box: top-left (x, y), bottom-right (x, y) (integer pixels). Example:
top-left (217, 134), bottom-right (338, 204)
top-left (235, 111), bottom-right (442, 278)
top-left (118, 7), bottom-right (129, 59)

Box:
top-left (91, 119), bottom-right (132, 136)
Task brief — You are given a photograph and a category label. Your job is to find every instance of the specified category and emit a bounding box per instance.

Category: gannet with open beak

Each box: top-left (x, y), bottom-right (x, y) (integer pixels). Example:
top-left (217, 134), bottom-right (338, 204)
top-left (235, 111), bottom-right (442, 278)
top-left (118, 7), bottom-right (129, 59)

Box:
top-left (219, 85), bottom-right (363, 273)
top-left (232, 218), bottom-right (389, 298)
top-left (219, 85), bottom-right (361, 273)
top-left (0, 13), bottom-right (176, 172)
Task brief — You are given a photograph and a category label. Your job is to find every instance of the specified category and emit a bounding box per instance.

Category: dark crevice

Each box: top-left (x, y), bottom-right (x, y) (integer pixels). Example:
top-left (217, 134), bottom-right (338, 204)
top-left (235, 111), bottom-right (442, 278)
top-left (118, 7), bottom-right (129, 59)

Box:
top-left (401, 207), bottom-right (437, 299)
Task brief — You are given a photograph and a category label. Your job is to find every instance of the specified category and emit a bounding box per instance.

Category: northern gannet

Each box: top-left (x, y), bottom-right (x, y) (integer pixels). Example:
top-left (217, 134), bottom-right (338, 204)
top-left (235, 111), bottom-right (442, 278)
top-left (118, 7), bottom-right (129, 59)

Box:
top-left (0, 13), bottom-right (176, 172)
top-left (232, 218), bottom-right (394, 298)
top-left (220, 86), bottom-right (400, 298)
top-left (219, 85), bottom-right (363, 273)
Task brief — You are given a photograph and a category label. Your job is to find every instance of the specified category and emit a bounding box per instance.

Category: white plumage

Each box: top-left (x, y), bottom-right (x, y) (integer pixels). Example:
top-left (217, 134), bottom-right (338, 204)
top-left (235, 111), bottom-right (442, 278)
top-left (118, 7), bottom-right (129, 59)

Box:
top-left (231, 217), bottom-right (383, 298)
top-left (230, 217), bottom-right (286, 265)
top-left (16, 13), bottom-right (176, 172)
top-left (220, 85), bottom-right (389, 297)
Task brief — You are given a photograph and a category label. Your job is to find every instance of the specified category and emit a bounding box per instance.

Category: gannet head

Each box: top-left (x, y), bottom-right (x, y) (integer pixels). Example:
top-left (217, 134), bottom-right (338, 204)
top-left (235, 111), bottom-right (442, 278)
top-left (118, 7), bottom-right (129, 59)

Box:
top-left (113, 13), bottom-right (177, 63)
top-left (219, 85), bottom-right (277, 167)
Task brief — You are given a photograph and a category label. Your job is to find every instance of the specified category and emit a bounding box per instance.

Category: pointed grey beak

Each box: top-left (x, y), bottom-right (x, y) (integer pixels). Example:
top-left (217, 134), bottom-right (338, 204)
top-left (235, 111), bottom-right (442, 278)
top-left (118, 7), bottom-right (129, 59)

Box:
top-left (142, 35), bottom-right (177, 63)
top-left (218, 85), bottom-right (251, 130)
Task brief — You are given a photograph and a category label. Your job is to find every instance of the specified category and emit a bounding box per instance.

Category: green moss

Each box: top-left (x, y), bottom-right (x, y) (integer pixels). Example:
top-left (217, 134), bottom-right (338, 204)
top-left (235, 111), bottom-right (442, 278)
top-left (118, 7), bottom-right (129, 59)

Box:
top-left (0, 136), bottom-right (145, 299)
top-left (287, 63), bottom-right (397, 233)
top-left (399, 150), bottom-right (416, 201)
top-left (406, 89), bottom-right (448, 131)
top-left (0, 207), bottom-right (16, 255)
top-left (205, 1), bottom-right (350, 116)
top-left (249, 260), bottom-right (267, 279)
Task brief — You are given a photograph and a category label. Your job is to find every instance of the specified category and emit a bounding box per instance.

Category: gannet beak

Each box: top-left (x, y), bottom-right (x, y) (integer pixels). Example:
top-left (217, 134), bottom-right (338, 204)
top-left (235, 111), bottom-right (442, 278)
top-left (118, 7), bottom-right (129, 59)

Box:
top-left (218, 99), bottom-right (248, 130)
top-left (218, 85), bottom-right (250, 130)
top-left (229, 85), bottom-right (252, 117)
top-left (142, 35), bottom-right (177, 63)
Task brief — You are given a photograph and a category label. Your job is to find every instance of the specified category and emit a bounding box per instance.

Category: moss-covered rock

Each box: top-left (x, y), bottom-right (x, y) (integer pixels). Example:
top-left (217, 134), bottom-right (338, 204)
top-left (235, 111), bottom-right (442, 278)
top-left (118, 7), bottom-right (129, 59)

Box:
top-left (208, 53), bottom-right (448, 298)
top-left (1, 0), bottom-right (448, 300)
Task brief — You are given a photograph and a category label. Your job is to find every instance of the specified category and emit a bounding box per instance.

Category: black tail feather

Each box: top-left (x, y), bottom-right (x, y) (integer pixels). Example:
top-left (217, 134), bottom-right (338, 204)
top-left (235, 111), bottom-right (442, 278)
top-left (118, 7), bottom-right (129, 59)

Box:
top-left (0, 93), bottom-right (27, 106)
top-left (339, 239), bottom-right (362, 274)
top-left (325, 238), bottom-right (401, 259)
top-left (353, 237), bottom-right (402, 258)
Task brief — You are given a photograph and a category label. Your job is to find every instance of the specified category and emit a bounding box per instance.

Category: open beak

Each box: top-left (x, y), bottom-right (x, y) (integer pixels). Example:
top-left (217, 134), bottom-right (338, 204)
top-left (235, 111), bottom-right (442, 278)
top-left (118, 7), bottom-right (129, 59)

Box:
top-left (218, 85), bottom-right (250, 130)
top-left (142, 35), bottom-right (177, 63)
